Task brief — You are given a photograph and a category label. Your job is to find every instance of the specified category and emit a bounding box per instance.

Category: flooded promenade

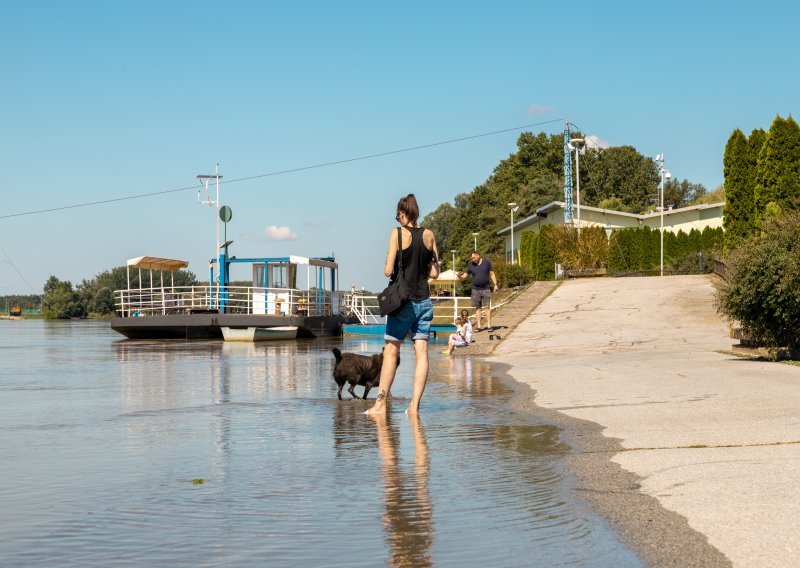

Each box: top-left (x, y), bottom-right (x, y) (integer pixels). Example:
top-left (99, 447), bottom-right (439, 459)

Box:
top-left (494, 275), bottom-right (800, 567)
top-left (0, 319), bottom-right (640, 567)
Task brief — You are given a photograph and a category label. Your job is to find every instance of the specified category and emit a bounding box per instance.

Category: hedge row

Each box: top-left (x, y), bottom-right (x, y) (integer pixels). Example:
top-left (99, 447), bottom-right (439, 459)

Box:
top-left (518, 225), bottom-right (724, 279)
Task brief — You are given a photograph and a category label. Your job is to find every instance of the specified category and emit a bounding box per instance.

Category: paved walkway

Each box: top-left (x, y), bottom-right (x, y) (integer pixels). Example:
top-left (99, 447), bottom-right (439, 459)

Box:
top-left (490, 275), bottom-right (800, 567)
top-left (450, 281), bottom-right (560, 356)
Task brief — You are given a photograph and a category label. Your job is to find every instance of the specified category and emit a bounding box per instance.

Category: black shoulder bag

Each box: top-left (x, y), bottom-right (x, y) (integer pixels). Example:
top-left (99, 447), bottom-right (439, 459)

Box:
top-left (378, 228), bottom-right (409, 317)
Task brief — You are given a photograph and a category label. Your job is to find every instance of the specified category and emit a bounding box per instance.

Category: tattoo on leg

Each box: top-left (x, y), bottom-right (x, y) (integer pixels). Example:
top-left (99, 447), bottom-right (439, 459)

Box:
top-left (377, 390), bottom-right (386, 402)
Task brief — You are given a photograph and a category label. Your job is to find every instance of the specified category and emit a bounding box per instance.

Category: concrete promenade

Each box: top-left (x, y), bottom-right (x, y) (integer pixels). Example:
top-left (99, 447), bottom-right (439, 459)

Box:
top-left (490, 275), bottom-right (800, 567)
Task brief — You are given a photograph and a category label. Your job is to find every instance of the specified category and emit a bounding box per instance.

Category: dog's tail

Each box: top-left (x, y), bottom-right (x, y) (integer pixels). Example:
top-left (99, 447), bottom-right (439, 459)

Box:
top-left (332, 347), bottom-right (343, 363)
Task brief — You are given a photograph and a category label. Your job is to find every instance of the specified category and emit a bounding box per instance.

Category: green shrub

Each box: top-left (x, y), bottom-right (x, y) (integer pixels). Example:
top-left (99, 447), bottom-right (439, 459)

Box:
top-left (550, 225), bottom-right (609, 271)
top-left (501, 262), bottom-right (534, 287)
top-left (716, 211), bottom-right (800, 356)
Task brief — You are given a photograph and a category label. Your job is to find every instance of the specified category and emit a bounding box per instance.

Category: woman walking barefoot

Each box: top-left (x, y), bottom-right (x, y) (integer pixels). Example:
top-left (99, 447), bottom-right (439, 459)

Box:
top-left (366, 194), bottom-right (439, 416)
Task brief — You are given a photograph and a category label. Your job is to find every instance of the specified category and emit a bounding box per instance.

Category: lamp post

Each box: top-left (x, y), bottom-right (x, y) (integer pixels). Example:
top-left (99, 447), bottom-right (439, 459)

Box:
top-left (655, 154), bottom-right (672, 277)
top-left (450, 250), bottom-right (456, 271)
top-left (568, 138), bottom-right (585, 234)
top-left (471, 232), bottom-right (479, 251)
top-left (508, 202), bottom-right (519, 265)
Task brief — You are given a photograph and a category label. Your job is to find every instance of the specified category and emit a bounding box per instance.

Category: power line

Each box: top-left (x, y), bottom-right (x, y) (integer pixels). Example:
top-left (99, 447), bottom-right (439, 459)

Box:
top-left (1, 118), bottom-right (566, 220)
top-left (0, 244), bottom-right (37, 293)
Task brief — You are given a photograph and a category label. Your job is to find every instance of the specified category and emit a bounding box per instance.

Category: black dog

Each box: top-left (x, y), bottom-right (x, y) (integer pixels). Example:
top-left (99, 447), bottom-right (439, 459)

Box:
top-left (331, 347), bottom-right (399, 400)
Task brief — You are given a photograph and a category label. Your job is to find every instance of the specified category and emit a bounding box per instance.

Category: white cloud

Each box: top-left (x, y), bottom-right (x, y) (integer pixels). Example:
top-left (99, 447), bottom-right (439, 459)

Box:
top-left (526, 102), bottom-right (556, 116)
top-left (264, 225), bottom-right (298, 241)
top-left (585, 134), bottom-right (611, 149)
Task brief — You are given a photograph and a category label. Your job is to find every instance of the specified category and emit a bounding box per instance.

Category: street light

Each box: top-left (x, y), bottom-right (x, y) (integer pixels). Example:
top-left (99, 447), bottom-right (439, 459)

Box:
top-left (655, 154), bottom-right (672, 277)
top-left (450, 249), bottom-right (456, 271)
top-left (568, 138), bottom-right (585, 234)
top-left (508, 202), bottom-right (519, 265)
top-left (471, 232), bottom-right (479, 251)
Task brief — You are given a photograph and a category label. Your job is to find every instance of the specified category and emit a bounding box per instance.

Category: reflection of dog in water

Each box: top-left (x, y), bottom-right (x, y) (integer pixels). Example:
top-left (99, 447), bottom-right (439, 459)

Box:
top-left (331, 347), bottom-right (399, 400)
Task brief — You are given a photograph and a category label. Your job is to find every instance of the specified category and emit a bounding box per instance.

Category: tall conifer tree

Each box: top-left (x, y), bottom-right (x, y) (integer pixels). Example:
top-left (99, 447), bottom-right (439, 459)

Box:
top-left (723, 129), bottom-right (752, 248)
top-left (754, 115), bottom-right (800, 225)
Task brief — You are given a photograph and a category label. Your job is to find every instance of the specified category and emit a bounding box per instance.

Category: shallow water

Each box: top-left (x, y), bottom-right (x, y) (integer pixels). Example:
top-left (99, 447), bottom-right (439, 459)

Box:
top-left (0, 320), bottom-right (641, 567)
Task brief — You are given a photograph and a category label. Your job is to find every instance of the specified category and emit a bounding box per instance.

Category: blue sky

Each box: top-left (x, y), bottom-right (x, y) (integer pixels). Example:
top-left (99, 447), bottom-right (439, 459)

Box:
top-left (1, 1), bottom-right (797, 295)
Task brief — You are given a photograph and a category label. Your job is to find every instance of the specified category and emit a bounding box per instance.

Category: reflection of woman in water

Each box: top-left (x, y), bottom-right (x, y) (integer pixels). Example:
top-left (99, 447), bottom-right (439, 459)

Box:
top-left (374, 414), bottom-right (433, 567)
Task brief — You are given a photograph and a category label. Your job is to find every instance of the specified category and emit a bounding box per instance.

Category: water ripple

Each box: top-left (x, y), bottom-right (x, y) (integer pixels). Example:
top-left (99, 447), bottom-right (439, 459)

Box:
top-left (0, 324), bottom-right (641, 567)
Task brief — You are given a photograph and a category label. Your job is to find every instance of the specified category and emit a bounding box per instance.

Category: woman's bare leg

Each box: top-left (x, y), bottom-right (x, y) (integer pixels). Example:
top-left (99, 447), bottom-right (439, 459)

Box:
top-left (406, 339), bottom-right (429, 415)
top-left (365, 340), bottom-right (401, 415)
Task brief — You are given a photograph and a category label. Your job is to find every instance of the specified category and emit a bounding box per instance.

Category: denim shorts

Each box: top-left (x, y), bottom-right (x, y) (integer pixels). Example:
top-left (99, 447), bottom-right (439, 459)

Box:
top-left (384, 299), bottom-right (434, 342)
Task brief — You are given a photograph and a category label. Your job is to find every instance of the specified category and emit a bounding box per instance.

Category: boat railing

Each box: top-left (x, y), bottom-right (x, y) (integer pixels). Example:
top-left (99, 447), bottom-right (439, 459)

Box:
top-left (345, 294), bottom-right (382, 325)
top-left (342, 293), bottom-right (477, 326)
top-left (115, 285), bottom-right (346, 318)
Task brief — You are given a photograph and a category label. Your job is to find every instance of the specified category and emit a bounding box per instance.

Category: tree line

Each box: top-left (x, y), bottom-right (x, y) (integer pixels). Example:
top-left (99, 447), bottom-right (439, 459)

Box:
top-left (2, 294), bottom-right (42, 313)
top-left (723, 114), bottom-right (800, 249)
top-left (422, 130), bottom-right (713, 271)
top-left (716, 115), bottom-right (800, 358)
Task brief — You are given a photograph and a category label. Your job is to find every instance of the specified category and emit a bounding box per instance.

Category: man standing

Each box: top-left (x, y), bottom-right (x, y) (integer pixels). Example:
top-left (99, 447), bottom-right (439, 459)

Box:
top-left (457, 250), bottom-right (499, 331)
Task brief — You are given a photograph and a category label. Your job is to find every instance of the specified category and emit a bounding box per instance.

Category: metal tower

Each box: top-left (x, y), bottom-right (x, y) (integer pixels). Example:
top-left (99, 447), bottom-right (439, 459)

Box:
top-left (563, 122), bottom-right (574, 224)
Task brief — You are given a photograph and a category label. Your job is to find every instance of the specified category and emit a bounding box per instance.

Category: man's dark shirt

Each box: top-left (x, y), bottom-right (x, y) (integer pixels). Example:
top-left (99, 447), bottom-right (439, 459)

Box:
top-left (466, 259), bottom-right (492, 290)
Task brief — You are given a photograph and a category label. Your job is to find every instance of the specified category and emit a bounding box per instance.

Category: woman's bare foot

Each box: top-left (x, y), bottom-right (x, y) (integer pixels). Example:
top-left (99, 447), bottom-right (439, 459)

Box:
top-left (364, 389), bottom-right (389, 415)
top-left (405, 405), bottom-right (420, 416)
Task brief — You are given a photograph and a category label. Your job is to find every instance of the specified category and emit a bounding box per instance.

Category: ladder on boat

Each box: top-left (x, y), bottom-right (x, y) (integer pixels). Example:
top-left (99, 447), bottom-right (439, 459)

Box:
top-left (347, 294), bottom-right (383, 325)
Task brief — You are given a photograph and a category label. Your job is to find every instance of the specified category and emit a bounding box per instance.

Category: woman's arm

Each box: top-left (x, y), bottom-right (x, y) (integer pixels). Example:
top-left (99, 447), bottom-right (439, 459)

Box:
top-left (425, 229), bottom-right (440, 279)
top-left (384, 229), bottom-right (398, 277)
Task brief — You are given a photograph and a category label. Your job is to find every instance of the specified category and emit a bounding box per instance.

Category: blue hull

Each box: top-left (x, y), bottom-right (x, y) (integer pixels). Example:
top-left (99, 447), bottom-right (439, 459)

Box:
top-left (343, 323), bottom-right (455, 338)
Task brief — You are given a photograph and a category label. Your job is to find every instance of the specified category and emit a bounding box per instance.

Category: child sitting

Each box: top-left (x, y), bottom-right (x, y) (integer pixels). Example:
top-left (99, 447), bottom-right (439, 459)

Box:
top-left (443, 313), bottom-right (474, 355)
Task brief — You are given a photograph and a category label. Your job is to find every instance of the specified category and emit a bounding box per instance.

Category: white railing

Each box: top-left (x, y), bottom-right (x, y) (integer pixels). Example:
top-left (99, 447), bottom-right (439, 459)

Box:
top-left (115, 285), bottom-right (345, 318)
top-left (430, 296), bottom-right (479, 325)
top-left (116, 286), bottom-right (492, 325)
top-left (345, 294), bottom-right (383, 325)
top-left (343, 293), bottom-right (479, 326)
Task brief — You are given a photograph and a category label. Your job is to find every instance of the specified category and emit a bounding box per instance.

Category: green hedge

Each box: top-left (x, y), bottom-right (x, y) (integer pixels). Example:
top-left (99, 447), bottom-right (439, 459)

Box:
top-left (608, 226), bottom-right (723, 274)
top-left (521, 224), bottom-right (724, 278)
top-left (520, 224), bottom-right (558, 280)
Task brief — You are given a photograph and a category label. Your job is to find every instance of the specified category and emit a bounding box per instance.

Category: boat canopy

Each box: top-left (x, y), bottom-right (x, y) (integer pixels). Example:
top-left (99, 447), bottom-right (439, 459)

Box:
top-left (127, 256), bottom-right (189, 271)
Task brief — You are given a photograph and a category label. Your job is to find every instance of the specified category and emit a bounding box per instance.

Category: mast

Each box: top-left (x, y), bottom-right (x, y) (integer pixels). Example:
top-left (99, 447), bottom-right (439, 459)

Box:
top-left (563, 122), bottom-right (574, 224)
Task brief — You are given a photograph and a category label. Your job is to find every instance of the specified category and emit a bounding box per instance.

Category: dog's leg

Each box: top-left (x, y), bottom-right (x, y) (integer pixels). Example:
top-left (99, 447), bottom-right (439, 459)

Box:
top-left (348, 383), bottom-right (361, 399)
top-left (337, 382), bottom-right (345, 401)
top-left (362, 385), bottom-right (372, 399)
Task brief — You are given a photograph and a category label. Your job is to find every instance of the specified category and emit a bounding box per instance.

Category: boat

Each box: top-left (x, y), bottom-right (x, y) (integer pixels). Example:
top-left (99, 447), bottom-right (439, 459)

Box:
top-left (221, 326), bottom-right (298, 341)
top-left (111, 254), bottom-right (357, 340)
top-left (110, 169), bottom-right (359, 340)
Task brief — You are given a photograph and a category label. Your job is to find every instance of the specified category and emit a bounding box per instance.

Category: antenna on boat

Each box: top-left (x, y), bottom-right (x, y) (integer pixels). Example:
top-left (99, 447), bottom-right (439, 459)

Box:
top-left (196, 164), bottom-right (223, 265)
top-left (197, 164), bottom-right (223, 308)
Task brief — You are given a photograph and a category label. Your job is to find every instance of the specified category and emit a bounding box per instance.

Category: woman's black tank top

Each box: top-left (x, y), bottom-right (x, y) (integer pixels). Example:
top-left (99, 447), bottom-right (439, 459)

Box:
top-left (394, 226), bottom-right (433, 301)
